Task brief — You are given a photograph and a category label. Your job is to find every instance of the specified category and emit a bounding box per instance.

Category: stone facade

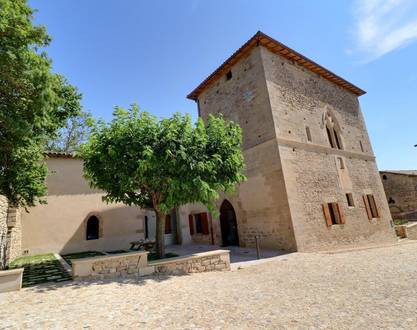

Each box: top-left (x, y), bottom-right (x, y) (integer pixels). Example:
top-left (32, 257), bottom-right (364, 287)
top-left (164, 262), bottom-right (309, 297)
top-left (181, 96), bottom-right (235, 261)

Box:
top-left (0, 196), bottom-right (22, 268)
top-left (72, 250), bottom-right (230, 280)
top-left (191, 32), bottom-right (397, 252)
top-left (151, 250), bottom-right (230, 275)
top-left (0, 196), bottom-right (8, 269)
top-left (380, 171), bottom-right (417, 220)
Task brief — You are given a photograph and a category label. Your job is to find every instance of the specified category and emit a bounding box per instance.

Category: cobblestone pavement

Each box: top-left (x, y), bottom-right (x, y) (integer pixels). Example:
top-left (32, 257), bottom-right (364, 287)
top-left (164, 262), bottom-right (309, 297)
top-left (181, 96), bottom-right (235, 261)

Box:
top-left (1, 242), bottom-right (417, 329)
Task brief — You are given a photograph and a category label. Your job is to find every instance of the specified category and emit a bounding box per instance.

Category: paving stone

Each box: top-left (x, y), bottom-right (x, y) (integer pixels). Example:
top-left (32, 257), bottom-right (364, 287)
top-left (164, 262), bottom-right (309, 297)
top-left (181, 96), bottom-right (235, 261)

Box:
top-left (1, 243), bottom-right (417, 329)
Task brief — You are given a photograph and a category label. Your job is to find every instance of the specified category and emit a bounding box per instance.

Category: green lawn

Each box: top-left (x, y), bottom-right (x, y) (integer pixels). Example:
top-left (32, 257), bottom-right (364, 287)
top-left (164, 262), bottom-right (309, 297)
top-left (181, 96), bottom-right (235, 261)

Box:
top-left (147, 252), bottom-right (178, 261)
top-left (62, 251), bottom-right (105, 266)
top-left (9, 253), bottom-right (71, 287)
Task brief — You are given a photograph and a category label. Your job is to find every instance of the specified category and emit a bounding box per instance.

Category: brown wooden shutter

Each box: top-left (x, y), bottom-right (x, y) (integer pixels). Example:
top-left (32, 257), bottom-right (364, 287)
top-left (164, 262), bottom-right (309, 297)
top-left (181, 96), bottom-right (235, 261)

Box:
top-left (363, 195), bottom-right (372, 220)
top-left (201, 212), bottom-right (209, 235)
top-left (337, 203), bottom-right (346, 224)
top-left (322, 204), bottom-right (332, 227)
top-left (368, 195), bottom-right (380, 218)
top-left (165, 215), bottom-right (171, 234)
top-left (188, 214), bottom-right (194, 235)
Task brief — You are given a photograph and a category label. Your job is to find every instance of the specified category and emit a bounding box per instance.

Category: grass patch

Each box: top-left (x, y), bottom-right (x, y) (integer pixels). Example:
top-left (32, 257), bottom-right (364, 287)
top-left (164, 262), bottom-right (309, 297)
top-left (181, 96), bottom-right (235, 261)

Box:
top-left (147, 252), bottom-right (178, 261)
top-left (106, 250), bottom-right (129, 254)
top-left (62, 251), bottom-right (105, 266)
top-left (9, 253), bottom-right (71, 287)
top-left (393, 219), bottom-right (408, 226)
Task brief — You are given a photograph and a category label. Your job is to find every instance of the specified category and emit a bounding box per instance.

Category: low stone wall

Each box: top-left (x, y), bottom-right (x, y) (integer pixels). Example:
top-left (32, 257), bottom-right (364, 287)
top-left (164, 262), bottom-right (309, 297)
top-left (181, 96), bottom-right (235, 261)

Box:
top-left (72, 251), bottom-right (149, 279)
top-left (395, 225), bottom-right (407, 238)
top-left (72, 250), bottom-right (230, 280)
top-left (150, 250), bottom-right (231, 275)
top-left (0, 196), bottom-right (8, 269)
top-left (406, 223), bottom-right (417, 240)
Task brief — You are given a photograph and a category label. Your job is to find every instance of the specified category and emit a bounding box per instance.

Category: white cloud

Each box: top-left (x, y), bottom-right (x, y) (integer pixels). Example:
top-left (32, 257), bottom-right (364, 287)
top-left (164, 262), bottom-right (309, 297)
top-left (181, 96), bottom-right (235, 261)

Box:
top-left (351, 0), bottom-right (417, 61)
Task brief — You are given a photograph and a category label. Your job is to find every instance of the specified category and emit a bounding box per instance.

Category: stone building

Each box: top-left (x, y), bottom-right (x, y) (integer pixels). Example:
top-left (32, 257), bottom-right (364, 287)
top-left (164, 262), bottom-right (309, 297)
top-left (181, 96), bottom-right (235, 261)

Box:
top-left (187, 31), bottom-right (397, 251)
top-left (1, 32), bottom-right (399, 261)
top-left (380, 171), bottom-right (417, 221)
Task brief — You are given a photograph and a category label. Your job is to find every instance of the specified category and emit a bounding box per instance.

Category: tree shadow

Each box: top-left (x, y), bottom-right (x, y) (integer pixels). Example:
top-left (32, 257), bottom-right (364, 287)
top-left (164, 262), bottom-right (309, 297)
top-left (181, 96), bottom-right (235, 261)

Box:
top-left (27, 271), bottom-right (191, 294)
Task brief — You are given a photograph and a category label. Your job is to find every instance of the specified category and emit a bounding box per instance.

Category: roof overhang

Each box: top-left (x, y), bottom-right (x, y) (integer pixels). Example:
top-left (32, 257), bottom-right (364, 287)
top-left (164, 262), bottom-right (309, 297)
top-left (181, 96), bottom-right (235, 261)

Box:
top-left (187, 31), bottom-right (366, 101)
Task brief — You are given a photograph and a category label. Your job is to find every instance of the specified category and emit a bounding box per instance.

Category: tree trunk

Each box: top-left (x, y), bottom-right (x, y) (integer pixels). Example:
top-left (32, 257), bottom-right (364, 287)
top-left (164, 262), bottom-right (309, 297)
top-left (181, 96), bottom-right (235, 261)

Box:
top-left (155, 210), bottom-right (166, 259)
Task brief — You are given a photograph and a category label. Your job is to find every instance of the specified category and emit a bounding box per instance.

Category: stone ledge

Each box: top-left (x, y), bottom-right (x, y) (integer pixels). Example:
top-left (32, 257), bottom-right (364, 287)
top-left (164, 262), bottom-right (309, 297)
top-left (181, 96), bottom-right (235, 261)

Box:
top-left (0, 268), bottom-right (24, 277)
top-left (71, 251), bottom-right (148, 264)
top-left (148, 250), bottom-right (230, 266)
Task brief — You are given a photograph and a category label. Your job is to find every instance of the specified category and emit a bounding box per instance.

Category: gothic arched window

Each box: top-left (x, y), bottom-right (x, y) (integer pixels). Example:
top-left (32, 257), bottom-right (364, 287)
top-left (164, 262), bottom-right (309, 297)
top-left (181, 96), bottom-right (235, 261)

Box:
top-left (324, 112), bottom-right (343, 150)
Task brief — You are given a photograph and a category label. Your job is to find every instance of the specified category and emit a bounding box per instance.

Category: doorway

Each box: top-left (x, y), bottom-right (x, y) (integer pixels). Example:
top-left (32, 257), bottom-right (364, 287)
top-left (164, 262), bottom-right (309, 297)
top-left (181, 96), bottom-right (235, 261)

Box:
top-left (220, 200), bottom-right (239, 246)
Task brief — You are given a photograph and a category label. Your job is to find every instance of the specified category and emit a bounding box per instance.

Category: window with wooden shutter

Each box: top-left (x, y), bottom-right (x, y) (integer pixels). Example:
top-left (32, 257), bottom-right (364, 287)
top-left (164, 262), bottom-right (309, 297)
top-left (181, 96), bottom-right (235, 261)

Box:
top-left (337, 203), bottom-right (346, 224)
top-left (323, 203), bottom-right (333, 227)
top-left (188, 214), bottom-right (194, 235)
top-left (201, 212), bottom-right (209, 235)
top-left (366, 194), bottom-right (380, 218)
top-left (363, 195), bottom-right (372, 220)
top-left (323, 202), bottom-right (345, 226)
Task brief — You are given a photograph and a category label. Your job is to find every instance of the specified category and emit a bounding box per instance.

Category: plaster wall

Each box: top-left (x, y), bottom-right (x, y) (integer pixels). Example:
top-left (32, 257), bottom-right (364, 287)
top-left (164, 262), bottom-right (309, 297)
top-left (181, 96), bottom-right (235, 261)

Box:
top-left (21, 158), bottom-right (145, 255)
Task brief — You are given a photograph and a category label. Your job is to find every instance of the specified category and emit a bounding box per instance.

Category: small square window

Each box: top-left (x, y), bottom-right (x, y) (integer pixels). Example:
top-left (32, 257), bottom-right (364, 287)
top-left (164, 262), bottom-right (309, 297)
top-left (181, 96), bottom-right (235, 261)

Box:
top-left (226, 70), bottom-right (232, 80)
top-left (346, 193), bottom-right (354, 207)
top-left (337, 157), bottom-right (345, 169)
top-left (305, 126), bottom-right (312, 142)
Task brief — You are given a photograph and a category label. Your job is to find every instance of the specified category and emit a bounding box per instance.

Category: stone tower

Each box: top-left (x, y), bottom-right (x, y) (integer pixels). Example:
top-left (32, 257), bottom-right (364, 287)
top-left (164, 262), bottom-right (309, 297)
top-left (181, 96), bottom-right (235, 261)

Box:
top-left (187, 31), bottom-right (397, 252)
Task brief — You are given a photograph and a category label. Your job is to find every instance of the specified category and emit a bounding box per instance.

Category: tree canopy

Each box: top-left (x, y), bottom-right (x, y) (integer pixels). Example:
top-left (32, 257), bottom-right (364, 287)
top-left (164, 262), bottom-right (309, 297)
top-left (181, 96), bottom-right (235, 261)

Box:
top-left (0, 0), bottom-right (82, 207)
top-left (81, 105), bottom-right (245, 257)
top-left (47, 110), bottom-right (93, 153)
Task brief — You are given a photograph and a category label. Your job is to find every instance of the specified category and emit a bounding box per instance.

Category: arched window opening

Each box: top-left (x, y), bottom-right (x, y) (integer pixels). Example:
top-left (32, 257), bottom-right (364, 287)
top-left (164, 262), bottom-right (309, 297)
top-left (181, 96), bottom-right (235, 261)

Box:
top-left (86, 216), bottom-right (99, 240)
top-left (324, 112), bottom-right (343, 150)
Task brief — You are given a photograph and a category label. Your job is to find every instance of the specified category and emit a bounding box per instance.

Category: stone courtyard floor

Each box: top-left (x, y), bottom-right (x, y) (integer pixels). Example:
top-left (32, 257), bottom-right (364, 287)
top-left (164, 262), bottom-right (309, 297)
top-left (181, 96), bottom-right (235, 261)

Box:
top-left (1, 242), bottom-right (417, 329)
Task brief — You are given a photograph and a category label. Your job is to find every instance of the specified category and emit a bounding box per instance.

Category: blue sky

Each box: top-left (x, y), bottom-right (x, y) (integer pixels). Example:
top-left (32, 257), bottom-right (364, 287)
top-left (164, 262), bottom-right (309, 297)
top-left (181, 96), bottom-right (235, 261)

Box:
top-left (30, 0), bottom-right (417, 170)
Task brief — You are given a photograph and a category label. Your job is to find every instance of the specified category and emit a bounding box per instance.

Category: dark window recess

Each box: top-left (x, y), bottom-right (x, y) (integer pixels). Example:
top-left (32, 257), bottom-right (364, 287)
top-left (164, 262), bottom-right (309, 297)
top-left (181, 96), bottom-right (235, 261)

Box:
top-left (359, 140), bottom-right (364, 152)
top-left (226, 70), bottom-right (233, 80)
top-left (165, 215), bottom-right (172, 234)
top-left (195, 213), bottom-right (203, 234)
top-left (338, 157), bottom-right (345, 169)
top-left (346, 193), bottom-right (354, 207)
top-left (326, 127), bottom-right (335, 148)
top-left (306, 126), bottom-right (312, 142)
top-left (86, 216), bottom-right (99, 240)
top-left (144, 216), bottom-right (149, 239)
top-left (382, 174), bottom-right (387, 180)
top-left (334, 129), bottom-right (342, 149)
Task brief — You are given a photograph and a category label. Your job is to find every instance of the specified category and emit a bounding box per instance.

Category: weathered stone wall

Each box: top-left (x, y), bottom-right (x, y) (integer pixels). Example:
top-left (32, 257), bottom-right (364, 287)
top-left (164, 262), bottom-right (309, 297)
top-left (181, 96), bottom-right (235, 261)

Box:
top-left (197, 47), bottom-right (297, 251)
top-left (151, 250), bottom-right (230, 275)
top-left (0, 196), bottom-right (8, 269)
top-left (380, 171), bottom-right (417, 219)
top-left (195, 42), bottom-right (397, 252)
top-left (260, 46), bottom-right (397, 251)
top-left (72, 251), bottom-right (149, 279)
top-left (6, 208), bottom-right (21, 263)
top-left (72, 250), bottom-right (230, 280)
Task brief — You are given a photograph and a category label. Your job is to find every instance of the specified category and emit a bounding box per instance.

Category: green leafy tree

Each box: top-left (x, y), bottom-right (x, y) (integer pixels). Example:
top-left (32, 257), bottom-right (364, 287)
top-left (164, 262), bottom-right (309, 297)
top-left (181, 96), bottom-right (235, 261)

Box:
top-left (0, 0), bottom-right (82, 207)
top-left (47, 110), bottom-right (93, 153)
top-left (81, 105), bottom-right (245, 258)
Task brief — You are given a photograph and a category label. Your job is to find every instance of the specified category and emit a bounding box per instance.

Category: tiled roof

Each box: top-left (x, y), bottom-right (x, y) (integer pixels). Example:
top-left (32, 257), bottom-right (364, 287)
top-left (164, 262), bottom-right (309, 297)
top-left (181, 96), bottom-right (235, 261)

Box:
top-left (187, 31), bottom-right (366, 101)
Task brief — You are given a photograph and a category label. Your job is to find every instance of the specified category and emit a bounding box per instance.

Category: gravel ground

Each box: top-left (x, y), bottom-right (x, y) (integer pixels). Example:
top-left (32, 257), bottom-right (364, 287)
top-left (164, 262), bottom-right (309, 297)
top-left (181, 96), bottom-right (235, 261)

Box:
top-left (1, 242), bottom-right (417, 329)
